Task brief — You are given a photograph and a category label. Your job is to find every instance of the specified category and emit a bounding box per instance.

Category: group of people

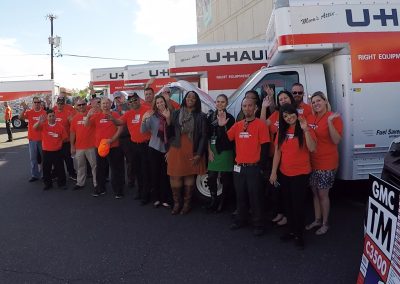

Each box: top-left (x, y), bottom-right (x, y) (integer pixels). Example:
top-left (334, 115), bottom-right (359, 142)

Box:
top-left (17, 82), bottom-right (343, 249)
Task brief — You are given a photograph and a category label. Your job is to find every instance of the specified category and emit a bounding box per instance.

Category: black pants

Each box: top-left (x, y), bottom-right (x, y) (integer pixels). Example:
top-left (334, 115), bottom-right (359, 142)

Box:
top-left (208, 171), bottom-right (233, 198)
top-left (233, 165), bottom-right (265, 228)
top-left (5, 120), bottom-right (12, 140)
top-left (280, 173), bottom-right (309, 237)
top-left (148, 147), bottom-right (171, 203)
top-left (96, 147), bottom-right (124, 195)
top-left (43, 150), bottom-right (66, 186)
top-left (269, 170), bottom-right (285, 217)
top-left (119, 136), bottom-right (134, 185)
top-left (62, 142), bottom-right (76, 176)
top-left (129, 141), bottom-right (150, 201)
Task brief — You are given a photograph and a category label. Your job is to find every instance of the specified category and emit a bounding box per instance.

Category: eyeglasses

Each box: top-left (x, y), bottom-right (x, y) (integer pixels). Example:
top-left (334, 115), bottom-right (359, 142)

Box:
top-left (77, 103), bottom-right (86, 107)
top-left (128, 98), bottom-right (138, 102)
top-left (292, 91), bottom-right (304, 95)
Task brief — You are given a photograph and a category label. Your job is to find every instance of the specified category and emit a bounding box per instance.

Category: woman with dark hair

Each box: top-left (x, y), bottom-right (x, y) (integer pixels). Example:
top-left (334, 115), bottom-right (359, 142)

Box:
top-left (269, 103), bottom-right (316, 248)
top-left (305, 91), bottom-right (343, 235)
top-left (261, 90), bottom-right (296, 226)
top-left (141, 94), bottom-right (172, 208)
top-left (167, 91), bottom-right (208, 215)
top-left (205, 94), bottom-right (235, 212)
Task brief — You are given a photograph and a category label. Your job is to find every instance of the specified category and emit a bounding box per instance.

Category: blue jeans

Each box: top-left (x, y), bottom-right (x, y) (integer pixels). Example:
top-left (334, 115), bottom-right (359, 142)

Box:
top-left (29, 140), bottom-right (42, 178)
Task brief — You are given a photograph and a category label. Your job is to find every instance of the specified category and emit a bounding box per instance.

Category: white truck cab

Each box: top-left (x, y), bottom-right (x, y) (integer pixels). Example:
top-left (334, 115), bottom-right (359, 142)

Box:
top-left (227, 0), bottom-right (400, 180)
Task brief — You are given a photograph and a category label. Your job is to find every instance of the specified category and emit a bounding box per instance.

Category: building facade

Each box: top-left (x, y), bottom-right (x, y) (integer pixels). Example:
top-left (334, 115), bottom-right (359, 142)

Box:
top-left (196, 0), bottom-right (273, 43)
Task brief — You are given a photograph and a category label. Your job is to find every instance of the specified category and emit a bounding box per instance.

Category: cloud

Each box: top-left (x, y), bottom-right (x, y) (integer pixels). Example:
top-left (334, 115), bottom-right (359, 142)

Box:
top-left (0, 38), bottom-right (89, 89)
top-left (134, 0), bottom-right (197, 46)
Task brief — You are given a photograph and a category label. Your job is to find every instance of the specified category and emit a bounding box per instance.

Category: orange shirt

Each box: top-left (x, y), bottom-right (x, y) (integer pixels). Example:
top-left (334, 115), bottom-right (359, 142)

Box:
top-left (307, 111), bottom-right (343, 170)
top-left (53, 104), bottom-right (76, 114)
top-left (121, 106), bottom-right (151, 143)
top-left (4, 106), bottom-right (12, 121)
top-left (70, 112), bottom-right (96, 150)
top-left (297, 102), bottom-right (312, 119)
top-left (24, 108), bottom-right (47, 141)
top-left (41, 122), bottom-right (67, 151)
top-left (276, 127), bottom-right (316, 176)
top-left (227, 118), bottom-right (270, 164)
top-left (90, 112), bottom-right (120, 148)
top-left (55, 108), bottom-right (74, 141)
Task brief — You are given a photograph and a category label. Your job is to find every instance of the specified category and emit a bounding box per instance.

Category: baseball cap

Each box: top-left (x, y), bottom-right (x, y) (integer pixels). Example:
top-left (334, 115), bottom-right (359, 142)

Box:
top-left (113, 91), bottom-right (128, 100)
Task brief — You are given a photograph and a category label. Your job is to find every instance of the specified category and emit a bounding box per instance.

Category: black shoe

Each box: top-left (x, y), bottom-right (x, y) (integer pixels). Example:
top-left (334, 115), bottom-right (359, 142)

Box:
top-left (58, 184), bottom-right (67, 190)
top-left (43, 184), bottom-right (53, 191)
top-left (294, 236), bottom-right (305, 249)
top-left (29, 177), bottom-right (39, 182)
top-left (6, 139), bottom-right (12, 142)
top-left (73, 185), bottom-right (85, 190)
top-left (280, 233), bottom-right (295, 242)
top-left (230, 222), bottom-right (245, 230)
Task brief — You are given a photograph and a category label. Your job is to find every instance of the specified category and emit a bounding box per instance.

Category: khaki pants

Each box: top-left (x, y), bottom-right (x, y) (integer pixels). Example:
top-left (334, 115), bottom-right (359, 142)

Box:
top-left (75, 148), bottom-right (97, 187)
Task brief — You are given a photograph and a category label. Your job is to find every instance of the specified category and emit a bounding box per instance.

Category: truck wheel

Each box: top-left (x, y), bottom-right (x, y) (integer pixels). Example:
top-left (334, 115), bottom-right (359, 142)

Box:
top-left (195, 174), bottom-right (223, 203)
top-left (11, 116), bottom-right (24, 129)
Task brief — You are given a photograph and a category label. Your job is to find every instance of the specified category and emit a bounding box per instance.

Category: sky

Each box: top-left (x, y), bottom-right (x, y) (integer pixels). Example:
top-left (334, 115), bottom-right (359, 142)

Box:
top-left (0, 0), bottom-right (197, 90)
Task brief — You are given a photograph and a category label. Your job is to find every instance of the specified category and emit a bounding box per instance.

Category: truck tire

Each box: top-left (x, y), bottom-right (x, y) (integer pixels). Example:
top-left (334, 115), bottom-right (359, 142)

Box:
top-left (195, 174), bottom-right (223, 203)
top-left (11, 115), bottom-right (26, 129)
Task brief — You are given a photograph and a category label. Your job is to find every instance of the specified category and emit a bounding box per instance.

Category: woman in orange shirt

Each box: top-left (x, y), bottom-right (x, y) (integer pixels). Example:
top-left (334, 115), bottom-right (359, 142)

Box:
top-left (269, 104), bottom-right (316, 249)
top-left (261, 90), bottom-right (296, 226)
top-left (305, 91), bottom-right (343, 235)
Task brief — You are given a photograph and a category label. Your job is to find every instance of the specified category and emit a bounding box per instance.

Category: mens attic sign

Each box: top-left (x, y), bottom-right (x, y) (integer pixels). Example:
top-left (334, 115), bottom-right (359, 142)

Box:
top-left (358, 175), bottom-right (400, 284)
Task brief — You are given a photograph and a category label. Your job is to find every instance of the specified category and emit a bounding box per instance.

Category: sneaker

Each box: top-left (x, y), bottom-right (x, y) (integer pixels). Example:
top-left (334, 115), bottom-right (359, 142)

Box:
top-left (29, 177), bottom-right (39, 182)
top-left (73, 185), bottom-right (85, 190)
top-left (69, 174), bottom-right (77, 181)
top-left (114, 194), bottom-right (123, 199)
top-left (277, 217), bottom-right (287, 226)
top-left (162, 202), bottom-right (171, 208)
top-left (153, 201), bottom-right (161, 208)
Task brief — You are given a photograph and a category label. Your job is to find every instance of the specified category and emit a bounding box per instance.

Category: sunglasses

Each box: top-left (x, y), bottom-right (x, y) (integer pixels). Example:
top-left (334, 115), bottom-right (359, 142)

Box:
top-left (33, 101), bottom-right (41, 104)
top-left (292, 91), bottom-right (304, 95)
top-left (77, 103), bottom-right (86, 107)
top-left (128, 98), bottom-right (138, 102)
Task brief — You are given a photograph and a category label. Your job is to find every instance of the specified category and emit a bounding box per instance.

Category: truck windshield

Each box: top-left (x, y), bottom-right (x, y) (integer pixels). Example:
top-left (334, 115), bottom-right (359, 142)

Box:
top-left (228, 69), bottom-right (263, 105)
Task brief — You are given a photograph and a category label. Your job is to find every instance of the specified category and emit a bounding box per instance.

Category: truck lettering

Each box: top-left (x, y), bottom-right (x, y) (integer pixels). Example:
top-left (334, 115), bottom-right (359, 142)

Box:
top-left (372, 181), bottom-right (395, 210)
top-left (368, 202), bottom-right (393, 253)
top-left (149, 69), bottom-right (169, 77)
top-left (358, 54), bottom-right (376, 60)
top-left (376, 129), bottom-right (387, 135)
top-left (109, 72), bottom-right (124, 80)
top-left (206, 50), bottom-right (267, 63)
top-left (346, 8), bottom-right (399, 27)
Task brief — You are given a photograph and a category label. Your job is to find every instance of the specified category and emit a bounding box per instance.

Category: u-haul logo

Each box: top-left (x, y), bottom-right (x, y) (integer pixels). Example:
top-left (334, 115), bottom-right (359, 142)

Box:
top-left (206, 50), bottom-right (267, 63)
top-left (346, 8), bottom-right (399, 27)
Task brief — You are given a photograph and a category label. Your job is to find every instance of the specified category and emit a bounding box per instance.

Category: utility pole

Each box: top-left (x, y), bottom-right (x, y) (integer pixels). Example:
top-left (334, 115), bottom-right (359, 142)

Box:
top-left (47, 14), bottom-right (57, 80)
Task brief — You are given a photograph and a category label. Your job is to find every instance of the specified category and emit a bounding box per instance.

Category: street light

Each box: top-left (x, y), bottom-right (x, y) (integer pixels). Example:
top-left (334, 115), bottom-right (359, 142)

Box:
top-left (46, 14), bottom-right (61, 80)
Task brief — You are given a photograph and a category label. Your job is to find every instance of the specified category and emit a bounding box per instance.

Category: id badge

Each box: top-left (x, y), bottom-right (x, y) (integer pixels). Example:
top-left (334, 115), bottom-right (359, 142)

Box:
top-left (233, 165), bottom-right (241, 173)
top-left (210, 138), bottom-right (216, 145)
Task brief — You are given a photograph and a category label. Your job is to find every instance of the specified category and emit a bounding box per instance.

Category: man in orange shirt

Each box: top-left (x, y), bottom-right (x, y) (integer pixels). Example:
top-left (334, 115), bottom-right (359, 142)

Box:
top-left (109, 93), bottom-right (152, 204)
top-left (70, 98), bottom-right (97, 190)
top-left (143, 87), bottom-right (155, 108)
top-left (33, 109), bottom-right (67, 190)
top-left (54, 96), bottom-right (77, 180)
top-left (3, 101), bottom-right (12, 142)
top-left (20, 97), bottom-right (47, 182)
top-left (292, 83), bottom-right (312, 118)
top-left (220, 96), bottom-right (271, 236)
top-left (85, 98), bottom-right (124, 198)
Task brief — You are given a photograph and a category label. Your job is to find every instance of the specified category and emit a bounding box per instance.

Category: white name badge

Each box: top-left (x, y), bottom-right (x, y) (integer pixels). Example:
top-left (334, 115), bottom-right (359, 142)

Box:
top-left (211, 138), bottom-right (216, 145)
top-left (233, 165), bottom-right (241, 173)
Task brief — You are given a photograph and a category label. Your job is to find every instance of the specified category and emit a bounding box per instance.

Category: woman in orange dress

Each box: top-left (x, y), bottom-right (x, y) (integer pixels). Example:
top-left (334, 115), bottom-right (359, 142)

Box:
top-left (167, 91), bottom-right (208, 215)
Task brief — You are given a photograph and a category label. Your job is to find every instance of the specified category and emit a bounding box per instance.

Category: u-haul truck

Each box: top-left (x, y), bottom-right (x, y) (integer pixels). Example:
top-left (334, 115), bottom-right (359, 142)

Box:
top-left (168, 41), bottom-right (268, 99)
top-left (90, 62), bottom-right (175, 99)
top-left (0, 79), bottom-right (60, 128)
top-left (227, 0), bottom-right (400, 180)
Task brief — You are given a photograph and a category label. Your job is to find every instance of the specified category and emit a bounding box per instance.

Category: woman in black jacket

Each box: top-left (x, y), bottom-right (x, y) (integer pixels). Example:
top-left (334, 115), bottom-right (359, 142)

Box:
top-left (205, 94), bottom-right (235, 212)
top-left (167, 91), bottom-right (208, 215)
